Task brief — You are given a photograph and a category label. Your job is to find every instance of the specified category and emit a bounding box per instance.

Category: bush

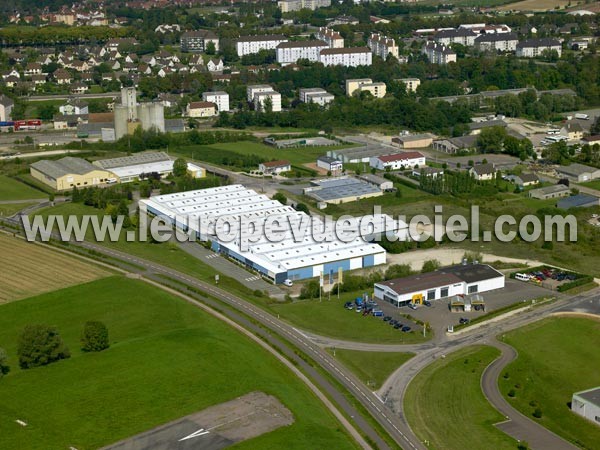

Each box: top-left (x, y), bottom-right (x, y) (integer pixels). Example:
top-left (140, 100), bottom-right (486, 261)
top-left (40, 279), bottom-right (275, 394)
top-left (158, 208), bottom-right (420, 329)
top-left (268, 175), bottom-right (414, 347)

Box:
top-left (533, 407), bottom-right (543, 418)
top-left (0, 347), bottom-right (9, 378)
top-left (81, 321), bottom-right (110, 352)
top-left (18, 325), bottom-right (70, 369)
top-left (508, 389), bottom-right (516, 398)
top-left (421, 259), bottom-right (441, 273)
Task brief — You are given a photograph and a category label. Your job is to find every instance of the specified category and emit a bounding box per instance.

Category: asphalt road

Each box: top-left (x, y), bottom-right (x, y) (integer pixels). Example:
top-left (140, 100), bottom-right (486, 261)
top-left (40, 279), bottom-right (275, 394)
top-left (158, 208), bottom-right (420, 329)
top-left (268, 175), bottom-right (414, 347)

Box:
top-left (482, 341), bottom-right (578, 450)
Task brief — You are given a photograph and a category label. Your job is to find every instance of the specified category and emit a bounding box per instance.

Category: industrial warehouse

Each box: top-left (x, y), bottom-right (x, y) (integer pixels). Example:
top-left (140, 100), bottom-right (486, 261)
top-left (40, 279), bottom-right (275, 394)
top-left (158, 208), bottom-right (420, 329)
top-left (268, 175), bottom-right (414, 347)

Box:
top-left (139, 184), bottom-right (409, 284)
top-left (374, 263), bottom-right (505, 307)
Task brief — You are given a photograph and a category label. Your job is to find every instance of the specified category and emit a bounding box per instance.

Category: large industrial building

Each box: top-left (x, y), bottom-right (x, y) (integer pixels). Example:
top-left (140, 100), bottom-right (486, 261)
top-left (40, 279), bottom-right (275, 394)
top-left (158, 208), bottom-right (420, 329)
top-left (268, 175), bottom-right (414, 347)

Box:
top-left (571, 387), bottom-right (600, 426)
top-left (139, 184), bottom-right (399, 284)
top-left (303, 177), bottom-right (383, 204)
top-left (374, 263), bottom-right (505, 307)
top-left (30, 157), bottom-right (115, 191)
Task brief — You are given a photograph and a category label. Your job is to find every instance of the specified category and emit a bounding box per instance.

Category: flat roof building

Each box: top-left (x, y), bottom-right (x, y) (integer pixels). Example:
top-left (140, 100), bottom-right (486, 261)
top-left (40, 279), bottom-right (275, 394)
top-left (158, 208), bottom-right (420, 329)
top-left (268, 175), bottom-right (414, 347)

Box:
top-left (139, 184), bottom-right (390, 284)
top-left (528, 184), bottom-right (571, 200)
top-left (557, 193), bottom-right (600, 209)
top-left (572, 387), bottom-right (600, 426)
top-left (93, 152), bottom-right (175, 183)
top-left (375, 263), bottom-right (505, 307)
top-left (304, 177), bottom-right (383, 203)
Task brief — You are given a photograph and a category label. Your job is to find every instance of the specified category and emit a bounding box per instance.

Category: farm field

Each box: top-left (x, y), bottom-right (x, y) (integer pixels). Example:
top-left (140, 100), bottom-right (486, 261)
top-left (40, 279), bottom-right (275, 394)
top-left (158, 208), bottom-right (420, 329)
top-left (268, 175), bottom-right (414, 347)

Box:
top-left (0, 175), bottom-right (45, 201)
top-left (0, 233), bottom-right (110, 303)
top-left (175, 140), bottom-right (355, 167)
top-left (0, 276), bottom-right (359, 450)
top-left (325, 349), bottom-right (414, 389)
top-left (497, 0), bottom-right (573, 11)
top-left (500, 317), bottom-right (600, 449)
top-left (405, 345), bottom-right (517, 450)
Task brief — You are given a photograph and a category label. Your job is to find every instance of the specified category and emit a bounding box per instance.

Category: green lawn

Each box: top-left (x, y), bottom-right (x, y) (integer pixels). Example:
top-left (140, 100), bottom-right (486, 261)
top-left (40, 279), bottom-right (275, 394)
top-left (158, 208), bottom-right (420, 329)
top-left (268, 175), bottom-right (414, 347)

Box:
top-left (0, 175), bottom-right (46, 201)
top-left (0, 202), bottom-right (36, 217)
top-left (580, 179), bottom-right (600, 192)
top-left (270, 293), bottom-right (429, 344)
top-left (500, 317), bottom-right (600, 450)
top-left (0, 276), bottom-right (359, 450)
top-left (326, 349), bottom-right (414, 389)
top-left (176, 140), bottom-right (355, 167)
top-left (405, 346), bottom-right (517, 450)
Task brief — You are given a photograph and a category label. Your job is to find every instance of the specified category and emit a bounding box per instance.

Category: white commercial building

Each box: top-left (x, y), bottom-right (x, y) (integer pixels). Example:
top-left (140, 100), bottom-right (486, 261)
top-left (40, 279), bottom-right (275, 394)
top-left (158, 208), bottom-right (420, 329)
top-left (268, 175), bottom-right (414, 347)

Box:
top-left (374, 263), bottom-right (505, 307)
top-left (236, 35), bottom-right (288, 56)
top-left (278, 0), bottom-right (331, 12)
top-left (202, 91), bottom-right (230, 112)
top-left (317, 155), bottom-right (343, 173)
top-left (370, 151), bottom-right (426, 170)
top-left (572, 387), bottom-right (600, 426)
top-left (276, 40), bottom-right (328, 65)
top-left (320, 47), bottom-right (372, 67)
top-left (367, 33), bottom-right (399, 59)
top-left (516, 38), bottom-right (562, 58)
top-left (316, 27), bottom-right (344, 48)
top-left (139, 184), bottom-right (390, 284)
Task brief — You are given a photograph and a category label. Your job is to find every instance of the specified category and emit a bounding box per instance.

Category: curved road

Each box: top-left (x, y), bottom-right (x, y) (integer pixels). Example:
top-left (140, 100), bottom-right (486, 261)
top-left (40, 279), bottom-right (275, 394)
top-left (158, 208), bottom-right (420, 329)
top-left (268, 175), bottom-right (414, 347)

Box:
top-left (482, 341), bottom-right (578, 450)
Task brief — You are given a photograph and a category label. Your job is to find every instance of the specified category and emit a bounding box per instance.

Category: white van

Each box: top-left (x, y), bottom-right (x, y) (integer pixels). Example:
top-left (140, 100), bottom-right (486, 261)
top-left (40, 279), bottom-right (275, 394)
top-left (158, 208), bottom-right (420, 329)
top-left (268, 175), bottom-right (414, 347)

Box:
top-left (515, 273), bottom-right (530, 282)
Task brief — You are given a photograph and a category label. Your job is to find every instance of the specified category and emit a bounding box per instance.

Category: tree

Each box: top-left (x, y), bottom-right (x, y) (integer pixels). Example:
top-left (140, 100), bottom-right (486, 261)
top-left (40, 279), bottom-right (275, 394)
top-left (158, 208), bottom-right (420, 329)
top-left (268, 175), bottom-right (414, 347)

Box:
top-left (17, 325), bottom-right (70, 369)
top-left (477, 126), bottom-right (507, 153)
top-left (205, 41), bottom-right (216, 55)
top-left (421, 259), bottom-right (441, 273)
top-left (385, 264), bottom-right (412, 280)
top-left (173, 157), bottom-right (188, 177)
top-left (272, 192), bottom-right (287, 204)
top-left (0, 347), bottom-right (9, 378)
top-left (81, 321), bottom-right (110, 352)
top-left (295, 203), bottom-right (309, 214)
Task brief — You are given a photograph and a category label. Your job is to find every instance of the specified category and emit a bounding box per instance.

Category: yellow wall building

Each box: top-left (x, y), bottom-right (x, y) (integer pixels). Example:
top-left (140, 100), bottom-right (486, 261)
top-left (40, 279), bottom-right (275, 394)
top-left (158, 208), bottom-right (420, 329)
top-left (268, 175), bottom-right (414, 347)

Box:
top-left (30, 157), bottom-right (115, 191)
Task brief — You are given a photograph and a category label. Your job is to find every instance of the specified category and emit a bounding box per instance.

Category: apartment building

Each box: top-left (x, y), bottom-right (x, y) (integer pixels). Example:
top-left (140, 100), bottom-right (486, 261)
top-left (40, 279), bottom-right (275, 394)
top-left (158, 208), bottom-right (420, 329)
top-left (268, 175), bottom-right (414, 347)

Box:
top-left (475, 33), bottom-right (519, 52)
top-left (422, 42), bottom-right (457, 64)
top-left (316, 27), bottom-right (344, 48)
top-left (319, 47), bottom-right (372, 67)
top-left (367, 33), bottom-right (399, 59)
top-left (236, 35), bottom-right (288, 56)
top-left (180, 30), bottom-right (219, 53)
top-left (516, 38), bottom-right (562, 58)
top-left (202, 91), bottom-right (230, 112)
top-left (276, 40), bottom-right (328, 65)
top-left (345, 78), bottom-right (386, 98)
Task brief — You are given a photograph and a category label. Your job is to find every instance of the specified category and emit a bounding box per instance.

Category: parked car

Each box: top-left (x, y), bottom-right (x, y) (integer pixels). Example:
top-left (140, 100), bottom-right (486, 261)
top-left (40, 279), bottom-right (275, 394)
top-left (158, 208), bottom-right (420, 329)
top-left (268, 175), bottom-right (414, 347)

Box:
top-left (344, 301), bottom-right (353, 310)
top-left (401, 326), bottom-right (411, 332)
top-left (394, 323), bottom-right (402, 329)
top-left (389, 319), bottom-right (398, 326)
top-left (459, 317), bottom-right (470, 324)
top-left (424, 300), bottom-right (432, 307)
top-left (372, 309), bottom-right (384, 317)
top-left (383, 316), bottom-right (392, 322)
top-left (283, 279), bottom-right (293, 287)
top-left (408, 303), bottom-right (417, 310)
top-left (355, 307), bottom-right (362, 313)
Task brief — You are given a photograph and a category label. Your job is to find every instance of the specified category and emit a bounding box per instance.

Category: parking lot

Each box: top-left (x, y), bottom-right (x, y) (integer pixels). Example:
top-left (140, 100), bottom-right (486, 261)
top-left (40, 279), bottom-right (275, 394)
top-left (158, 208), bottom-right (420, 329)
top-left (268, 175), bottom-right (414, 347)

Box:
top-left (372, 279), bottom-right (551, 337)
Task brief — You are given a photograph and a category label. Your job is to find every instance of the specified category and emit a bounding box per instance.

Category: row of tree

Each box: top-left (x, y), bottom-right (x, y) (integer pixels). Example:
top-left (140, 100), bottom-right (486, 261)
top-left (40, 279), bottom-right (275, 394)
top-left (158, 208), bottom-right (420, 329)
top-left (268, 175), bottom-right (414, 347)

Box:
top-left (0, 322), bottom-right (109, 377)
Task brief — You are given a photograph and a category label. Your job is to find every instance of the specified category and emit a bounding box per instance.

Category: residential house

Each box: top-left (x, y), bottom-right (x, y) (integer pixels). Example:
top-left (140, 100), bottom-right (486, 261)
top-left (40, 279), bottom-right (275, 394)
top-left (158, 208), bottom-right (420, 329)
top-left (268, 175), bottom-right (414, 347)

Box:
top-left (53, 69), bottom-right (73, 84)
top-left (469, 163), bottom-right (497, 181)
top-left (507, 173), bottom-right (539, 188)
top-left (24, 63), bottom-right (42, 76)
top-left (207, 58), bottom-right (224, 72)
top-left (561, 122), bottom-right (584, 141)
top-left (186, 101), bottom-right (217, 118)
top-left (258, 160), bottom-right (291, 175)
top-left (59, 99), bottom-right (89, 115)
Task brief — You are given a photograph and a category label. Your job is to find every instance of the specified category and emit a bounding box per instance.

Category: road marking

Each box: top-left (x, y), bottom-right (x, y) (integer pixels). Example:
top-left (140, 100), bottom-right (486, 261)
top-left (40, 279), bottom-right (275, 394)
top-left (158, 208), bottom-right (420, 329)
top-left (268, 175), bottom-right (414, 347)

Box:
top-left (179, 428), bottom-right (209, 441)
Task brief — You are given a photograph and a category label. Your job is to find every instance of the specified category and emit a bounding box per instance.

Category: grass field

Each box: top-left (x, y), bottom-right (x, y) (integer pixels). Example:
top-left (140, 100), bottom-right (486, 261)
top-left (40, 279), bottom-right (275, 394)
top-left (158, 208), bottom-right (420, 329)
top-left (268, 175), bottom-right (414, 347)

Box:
top-left (176, 140), bottom-right (355, 167)
top-left (580, 179), bottom-right (600, 191)
top-left (0, 277), bottom-right (359, 450)
top-left (270, 294), bottom-right (429, 344)
top-left (0, 234), bottom-right (110, 303)
top-left (500, 317), bottom-right (600, 449)
top-left (0, 175), bottom-right (45, 201)
top-left (405, 346), bottom-right (517, 450)
top-left (325, 349), bottom-right (413, 389)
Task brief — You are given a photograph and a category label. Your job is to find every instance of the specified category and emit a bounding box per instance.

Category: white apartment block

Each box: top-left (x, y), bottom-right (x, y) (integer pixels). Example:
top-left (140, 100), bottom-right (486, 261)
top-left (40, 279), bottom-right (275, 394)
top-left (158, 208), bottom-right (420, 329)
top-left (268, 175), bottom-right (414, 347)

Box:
top-left (434, 29), bottom-right (478, 47)
top-left (422, 42), bottom-right (457, 64)
top-left (516, 38), bottom-right (562, 58)
top-left (299, 88), bottom-right (335, 107)
top-left (345, 78), bottom-right (386, 98)
top-left (276, 40), bottom-right (328, 65)
top-left (254, 91), bottom-right (282, 112)
top-left (475, 33), bottom-right (519, 52)
top-left (397, 78), bottom-right (421, 93)
top-left (316, 27), bottom-right (344, 48)
top-left (202, 91), bottom-right (230, 112)
top-left (236, 35), bottom-right (288, 56)
top-left (319, 47), bottom-right (372, 67)
top-left (367, 33), bottom-right (399, 59)
top-left (247, 85), bottom-right (275, 102)
top-left (278, 0), bottom-right (330, 12)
